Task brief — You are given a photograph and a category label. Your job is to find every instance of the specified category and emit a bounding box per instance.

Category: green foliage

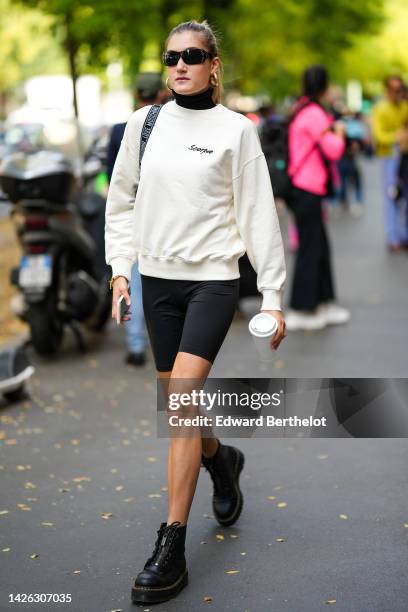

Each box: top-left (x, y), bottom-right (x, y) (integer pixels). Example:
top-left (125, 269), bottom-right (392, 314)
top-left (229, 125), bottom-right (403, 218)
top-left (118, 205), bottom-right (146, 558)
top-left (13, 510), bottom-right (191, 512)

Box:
top-left (223, 0), bottom-right (385, 98)
top-left (14, 0), bottom-right (205, 82)
top-left (0, 0), bottom-right (65, 93)
top-left (342, 0), bottom-right (408, 93)
top-left (10, 0), bottom-right (408, 103)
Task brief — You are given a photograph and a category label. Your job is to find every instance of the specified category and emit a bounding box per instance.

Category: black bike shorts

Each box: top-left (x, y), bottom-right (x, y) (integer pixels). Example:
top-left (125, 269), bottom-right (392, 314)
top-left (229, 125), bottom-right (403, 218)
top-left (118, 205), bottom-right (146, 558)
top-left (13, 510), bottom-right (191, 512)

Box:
top-left (141, 275), bottom-right (240, 372)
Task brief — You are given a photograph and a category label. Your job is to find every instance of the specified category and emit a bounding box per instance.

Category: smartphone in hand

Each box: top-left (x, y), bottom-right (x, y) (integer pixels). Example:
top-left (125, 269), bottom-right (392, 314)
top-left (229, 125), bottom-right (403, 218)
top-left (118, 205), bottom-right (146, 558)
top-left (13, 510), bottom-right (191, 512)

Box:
top-left (116, 295), bottom-right (130, 325)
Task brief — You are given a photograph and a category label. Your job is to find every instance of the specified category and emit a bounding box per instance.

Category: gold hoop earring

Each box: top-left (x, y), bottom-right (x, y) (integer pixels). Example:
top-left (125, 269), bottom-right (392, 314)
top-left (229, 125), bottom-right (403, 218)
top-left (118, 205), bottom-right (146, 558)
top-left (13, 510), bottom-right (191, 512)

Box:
top-left (166, 76), bottom-right (172, 91)
top-left (210, 72), bottom-right (218, 87)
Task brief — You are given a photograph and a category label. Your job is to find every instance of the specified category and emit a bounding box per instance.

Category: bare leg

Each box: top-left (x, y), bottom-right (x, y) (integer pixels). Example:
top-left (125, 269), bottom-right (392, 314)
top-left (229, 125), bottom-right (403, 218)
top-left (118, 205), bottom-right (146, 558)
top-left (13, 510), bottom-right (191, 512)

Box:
top-left (162, 352), bottom-right (218, 526)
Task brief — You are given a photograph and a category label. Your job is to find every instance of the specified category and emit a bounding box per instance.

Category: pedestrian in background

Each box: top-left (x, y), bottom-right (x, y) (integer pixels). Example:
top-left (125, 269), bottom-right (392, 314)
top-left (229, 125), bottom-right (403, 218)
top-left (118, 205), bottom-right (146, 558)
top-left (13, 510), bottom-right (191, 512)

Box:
top-left (106, 73), bottom-right (166, 366)
top-left (372, 75), bottom-right (408, 252)
top-left (336, 111), bottom-right (368, 217)
top-left (397, 84), bottom-right (408, 220)
top-left (285, 65), bottom-right (349, 331)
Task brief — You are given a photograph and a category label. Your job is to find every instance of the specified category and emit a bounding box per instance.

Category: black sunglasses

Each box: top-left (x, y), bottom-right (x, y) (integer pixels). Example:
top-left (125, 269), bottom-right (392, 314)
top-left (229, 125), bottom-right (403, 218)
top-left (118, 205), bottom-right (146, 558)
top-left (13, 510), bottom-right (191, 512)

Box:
top-left (162, 47), bottom-right (213, 67)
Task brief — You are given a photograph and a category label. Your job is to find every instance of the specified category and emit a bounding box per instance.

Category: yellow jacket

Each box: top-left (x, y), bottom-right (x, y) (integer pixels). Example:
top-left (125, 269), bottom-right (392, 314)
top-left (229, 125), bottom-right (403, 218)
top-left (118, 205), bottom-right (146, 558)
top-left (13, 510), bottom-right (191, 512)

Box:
top-left (372, 99), bottom-right (408, 156)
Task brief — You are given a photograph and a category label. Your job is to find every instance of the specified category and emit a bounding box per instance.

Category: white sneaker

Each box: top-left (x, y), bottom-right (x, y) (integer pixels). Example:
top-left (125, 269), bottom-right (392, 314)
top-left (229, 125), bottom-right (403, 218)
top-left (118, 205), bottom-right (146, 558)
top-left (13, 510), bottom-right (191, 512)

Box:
top-left (285, 309), bottom-right (327, 331)
top-left (317, 302), bottom-right (350, 325)
top-left (349, 203), bottom-right (363, 218)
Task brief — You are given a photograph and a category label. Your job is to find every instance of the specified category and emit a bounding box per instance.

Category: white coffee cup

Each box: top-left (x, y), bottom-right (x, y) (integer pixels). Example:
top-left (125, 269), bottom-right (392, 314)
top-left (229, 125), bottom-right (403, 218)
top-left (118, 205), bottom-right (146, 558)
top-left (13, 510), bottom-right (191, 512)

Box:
top-left (248, 313), bottom-right (278, 361)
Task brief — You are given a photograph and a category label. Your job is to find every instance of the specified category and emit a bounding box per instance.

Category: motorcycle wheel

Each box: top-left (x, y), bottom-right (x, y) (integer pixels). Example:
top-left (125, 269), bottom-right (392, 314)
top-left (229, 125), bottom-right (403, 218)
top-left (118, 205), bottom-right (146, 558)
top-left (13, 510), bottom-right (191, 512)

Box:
top-left (89, 299), bottom-right (111, 332)
top-left (28, 295), bottom-right (63, 356)
top-left (87, 277), bottom-right (112, 332)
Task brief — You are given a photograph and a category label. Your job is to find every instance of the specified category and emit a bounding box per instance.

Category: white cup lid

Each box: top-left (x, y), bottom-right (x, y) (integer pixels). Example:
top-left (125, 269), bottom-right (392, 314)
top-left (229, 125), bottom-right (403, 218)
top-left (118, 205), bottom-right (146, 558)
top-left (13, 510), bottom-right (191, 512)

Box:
top-left (248, 313), bottom-right (278, 338)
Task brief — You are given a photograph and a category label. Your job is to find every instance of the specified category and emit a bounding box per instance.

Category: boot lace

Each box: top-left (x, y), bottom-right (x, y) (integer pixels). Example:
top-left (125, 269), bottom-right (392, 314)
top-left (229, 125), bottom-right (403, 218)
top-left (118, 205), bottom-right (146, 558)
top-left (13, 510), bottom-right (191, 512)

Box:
top-left (203, 461), bottom-right (233, 495)
top-left (144, 523), bottom-right (167, 567)
top-left (145, 521), bottom-right (182, 569)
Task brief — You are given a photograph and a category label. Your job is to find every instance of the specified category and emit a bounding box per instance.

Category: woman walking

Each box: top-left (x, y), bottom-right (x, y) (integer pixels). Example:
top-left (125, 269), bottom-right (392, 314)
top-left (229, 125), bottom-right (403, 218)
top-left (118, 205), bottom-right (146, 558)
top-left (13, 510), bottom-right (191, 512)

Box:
top-left (105, 20), bottom-right (286, 604)
top-left (286, 65), bottom-right (350, 331)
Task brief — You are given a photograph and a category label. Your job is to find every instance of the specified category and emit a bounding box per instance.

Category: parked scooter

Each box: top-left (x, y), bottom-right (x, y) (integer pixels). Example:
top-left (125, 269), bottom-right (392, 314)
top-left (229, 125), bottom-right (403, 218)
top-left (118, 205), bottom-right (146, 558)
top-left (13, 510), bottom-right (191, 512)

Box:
top-left (0, 344), bottom-right (35, 403)
top-left (0, 149), bottom-right (111, 356)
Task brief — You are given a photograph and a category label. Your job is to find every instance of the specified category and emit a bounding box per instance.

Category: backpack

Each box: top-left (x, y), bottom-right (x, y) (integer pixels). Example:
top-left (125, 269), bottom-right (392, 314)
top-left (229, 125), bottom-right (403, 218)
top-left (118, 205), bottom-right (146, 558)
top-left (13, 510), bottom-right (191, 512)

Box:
top-left (139, 104), bottom-right (163, 169)
top-left (259, 115), bottom-right (292, 200)
top-left (259, 101), bottom-right (335, 201)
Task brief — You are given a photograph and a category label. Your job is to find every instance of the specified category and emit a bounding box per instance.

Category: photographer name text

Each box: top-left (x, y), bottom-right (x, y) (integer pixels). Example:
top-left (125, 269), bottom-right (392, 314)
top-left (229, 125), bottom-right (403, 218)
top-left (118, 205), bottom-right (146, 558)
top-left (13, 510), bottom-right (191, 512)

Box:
top-left (167, 415), bottom-right (327, 428)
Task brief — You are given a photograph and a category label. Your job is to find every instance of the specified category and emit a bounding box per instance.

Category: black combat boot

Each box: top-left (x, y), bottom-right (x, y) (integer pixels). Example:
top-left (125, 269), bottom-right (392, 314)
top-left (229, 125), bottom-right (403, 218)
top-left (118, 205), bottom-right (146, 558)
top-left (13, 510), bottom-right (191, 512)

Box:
top-left (131, 521), bottom-right (188, 604)
top-left (201, 441), bottom-right (245, 527)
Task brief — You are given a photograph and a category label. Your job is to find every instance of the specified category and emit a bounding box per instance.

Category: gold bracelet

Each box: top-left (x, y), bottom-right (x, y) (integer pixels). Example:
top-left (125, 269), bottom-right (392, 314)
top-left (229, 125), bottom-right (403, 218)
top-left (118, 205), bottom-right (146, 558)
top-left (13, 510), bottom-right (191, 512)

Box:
top-left (109, 275), bottom-right (125, 291)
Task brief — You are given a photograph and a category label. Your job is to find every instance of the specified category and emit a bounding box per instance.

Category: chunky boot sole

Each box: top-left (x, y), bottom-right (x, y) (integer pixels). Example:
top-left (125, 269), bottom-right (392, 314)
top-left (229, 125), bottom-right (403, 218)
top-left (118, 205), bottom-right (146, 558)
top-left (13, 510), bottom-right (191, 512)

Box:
top-left (214, 449), bottom-right (245, 527)
top-left (131, 569), bottom-right (188, 604)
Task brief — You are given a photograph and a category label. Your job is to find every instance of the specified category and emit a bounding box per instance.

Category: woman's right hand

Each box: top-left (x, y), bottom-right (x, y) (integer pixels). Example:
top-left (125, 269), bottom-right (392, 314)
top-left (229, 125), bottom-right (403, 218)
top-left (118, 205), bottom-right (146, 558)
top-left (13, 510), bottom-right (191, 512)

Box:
top-left (111, 276), bottom-right (131, 323)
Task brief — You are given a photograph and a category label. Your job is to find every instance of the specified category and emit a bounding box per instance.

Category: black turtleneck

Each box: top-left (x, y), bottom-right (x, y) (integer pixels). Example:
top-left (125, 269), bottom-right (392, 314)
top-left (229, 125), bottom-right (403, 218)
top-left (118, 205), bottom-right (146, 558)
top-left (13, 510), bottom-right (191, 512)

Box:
top-left (172, 86), bottom-right (216, 110)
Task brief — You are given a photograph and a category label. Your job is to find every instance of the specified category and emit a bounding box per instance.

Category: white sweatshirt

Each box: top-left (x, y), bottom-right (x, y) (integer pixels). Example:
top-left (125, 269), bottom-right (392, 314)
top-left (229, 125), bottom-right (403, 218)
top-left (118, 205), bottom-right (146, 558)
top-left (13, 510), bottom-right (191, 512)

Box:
top-left (105, 100), bottom-right (286, 310)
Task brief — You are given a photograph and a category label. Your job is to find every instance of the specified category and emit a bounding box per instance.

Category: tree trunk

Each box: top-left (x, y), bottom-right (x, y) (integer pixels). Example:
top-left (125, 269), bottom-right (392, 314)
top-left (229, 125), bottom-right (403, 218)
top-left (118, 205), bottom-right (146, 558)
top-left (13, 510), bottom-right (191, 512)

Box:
top-left (0, 90), bottom-right (8, 121)
top-left (64, 12), bottom-right (79, 119)
top-left (63, 11), bottom-right (84, 160)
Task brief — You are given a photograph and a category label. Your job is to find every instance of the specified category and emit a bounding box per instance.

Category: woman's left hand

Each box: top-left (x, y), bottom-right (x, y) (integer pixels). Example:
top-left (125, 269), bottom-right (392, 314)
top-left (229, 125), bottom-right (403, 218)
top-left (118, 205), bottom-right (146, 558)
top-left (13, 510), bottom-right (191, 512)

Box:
top-left (260, 309), bottom-right (287, 351)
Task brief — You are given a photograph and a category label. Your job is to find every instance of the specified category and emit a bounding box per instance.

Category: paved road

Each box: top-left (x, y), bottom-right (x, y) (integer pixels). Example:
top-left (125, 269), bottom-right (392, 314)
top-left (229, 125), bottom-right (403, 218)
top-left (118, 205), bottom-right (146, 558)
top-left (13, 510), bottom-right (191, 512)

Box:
top-left (1, 159), bottom-right (408, 612)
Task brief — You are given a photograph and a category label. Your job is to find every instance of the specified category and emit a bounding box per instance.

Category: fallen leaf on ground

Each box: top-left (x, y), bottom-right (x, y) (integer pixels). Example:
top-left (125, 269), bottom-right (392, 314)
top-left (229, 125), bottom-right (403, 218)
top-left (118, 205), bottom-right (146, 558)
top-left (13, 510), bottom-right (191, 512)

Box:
top-left (101, 512), bottom-right (113, 520)
top-left (30, 554), bottom-right (39, 559)
top-left (339, 514), bottom-right (348, 520)
top-left (216, 534), bottom-right (224, 541)
top-left (277, 502), bottom-right (287, 508)
top-left (226, 570), bottom-right (240, 574)
top-left (203, 596), bottom-right (213, 602)
top-left (325, 599), bottom-right (337, 604)
top-left (267, 496), bottom-right (276, 500)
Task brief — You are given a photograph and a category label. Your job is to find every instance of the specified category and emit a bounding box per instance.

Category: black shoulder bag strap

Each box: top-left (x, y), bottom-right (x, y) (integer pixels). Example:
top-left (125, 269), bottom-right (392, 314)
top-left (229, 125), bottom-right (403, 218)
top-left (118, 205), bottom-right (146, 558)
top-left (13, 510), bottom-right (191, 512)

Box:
top-left (139, 104), bottom-right (163, 170)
